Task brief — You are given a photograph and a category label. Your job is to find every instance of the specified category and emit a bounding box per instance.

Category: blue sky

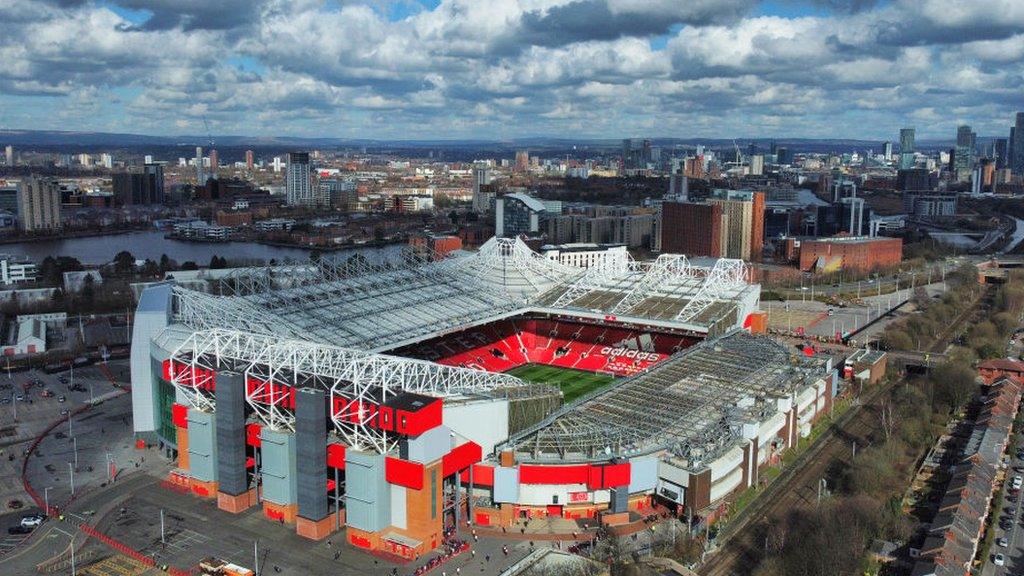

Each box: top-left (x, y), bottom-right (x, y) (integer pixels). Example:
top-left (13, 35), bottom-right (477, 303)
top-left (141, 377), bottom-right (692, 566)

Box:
top-left (0, 0), bottom-right (1021, 140)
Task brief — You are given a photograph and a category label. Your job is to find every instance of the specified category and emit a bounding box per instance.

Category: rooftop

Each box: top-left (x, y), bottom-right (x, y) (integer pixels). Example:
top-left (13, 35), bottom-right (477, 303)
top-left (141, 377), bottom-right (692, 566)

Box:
top-left (501, 330), bottom-right (823, 464)
top-left (169, 238), bottom-right (759, 353)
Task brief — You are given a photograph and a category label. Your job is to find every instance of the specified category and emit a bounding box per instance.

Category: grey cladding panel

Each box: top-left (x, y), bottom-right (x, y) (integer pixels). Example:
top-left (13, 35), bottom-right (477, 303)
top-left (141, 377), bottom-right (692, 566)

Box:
top-left (295, 388), bottom-right (328, 521)
top-left (215, 372), bottom-right (247, 495)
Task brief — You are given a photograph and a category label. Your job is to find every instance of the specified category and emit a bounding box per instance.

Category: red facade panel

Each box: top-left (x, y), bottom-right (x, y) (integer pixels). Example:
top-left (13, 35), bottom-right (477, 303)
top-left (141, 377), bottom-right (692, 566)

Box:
top-left (171, 403), bottom-right (189, 429)
top-left (459, 463), bottom-right (495, 487)
top-left (163, 359), bottom-right (216, 391)
top-left (519, 464), bottom-right (590, 485)
top-left (395, 397), bottom-right (442, 436)
top-left (442, 441), bottom-right (482, 477)
top-left (245, 378), bottom-right (295, 409)
top-left (377, 406), bottom-right (395, 431)
top-left (385, 456), bottom-right (425, 490)
top-left (346, 401), bottom-right (378, 425)
top-left (246, 423), bottom-right (262, 447)
top-left (327, 443), bottom-right (346, 470)
top-left (602, 462), bottom-right (631, 488)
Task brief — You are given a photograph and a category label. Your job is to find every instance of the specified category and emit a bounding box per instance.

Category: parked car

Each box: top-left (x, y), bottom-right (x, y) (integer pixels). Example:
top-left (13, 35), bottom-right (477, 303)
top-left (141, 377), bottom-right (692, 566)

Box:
top-left (994, 553), bottom-right (1006, 566)
top-left (57, 395), bottom-right (65, 403)
top-left (20, 514), bottom-right (44, 528)
top-left (997, 537), bottom-right (1009, 547)
top-left (7, 525), bottom-right (32, 535)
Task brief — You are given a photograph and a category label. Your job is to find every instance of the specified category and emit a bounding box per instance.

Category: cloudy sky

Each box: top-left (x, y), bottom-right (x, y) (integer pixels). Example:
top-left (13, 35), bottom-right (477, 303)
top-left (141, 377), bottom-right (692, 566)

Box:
top-left (0, 0), bottom-right (1022, 140)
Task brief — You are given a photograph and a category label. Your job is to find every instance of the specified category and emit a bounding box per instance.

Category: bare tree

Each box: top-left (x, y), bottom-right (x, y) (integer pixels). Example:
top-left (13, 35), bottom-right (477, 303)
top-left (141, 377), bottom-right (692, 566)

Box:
top-left (878, 397), bottom-right (898, 441)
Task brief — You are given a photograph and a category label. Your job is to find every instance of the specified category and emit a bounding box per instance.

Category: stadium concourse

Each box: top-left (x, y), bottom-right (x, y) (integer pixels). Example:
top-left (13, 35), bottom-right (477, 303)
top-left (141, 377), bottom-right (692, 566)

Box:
top-left (128, 237), bottom-right (833, 560)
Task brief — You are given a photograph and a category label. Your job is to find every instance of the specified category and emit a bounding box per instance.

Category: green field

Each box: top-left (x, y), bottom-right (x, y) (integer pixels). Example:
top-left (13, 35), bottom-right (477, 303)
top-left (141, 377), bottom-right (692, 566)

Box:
top-left (505, 363), bottom-right (616, 403)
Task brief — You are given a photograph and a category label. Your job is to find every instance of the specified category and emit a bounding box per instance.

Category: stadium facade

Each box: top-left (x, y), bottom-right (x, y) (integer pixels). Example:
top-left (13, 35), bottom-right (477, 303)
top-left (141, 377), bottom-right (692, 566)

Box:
top-left (130, 237), bottom-right (833, 557)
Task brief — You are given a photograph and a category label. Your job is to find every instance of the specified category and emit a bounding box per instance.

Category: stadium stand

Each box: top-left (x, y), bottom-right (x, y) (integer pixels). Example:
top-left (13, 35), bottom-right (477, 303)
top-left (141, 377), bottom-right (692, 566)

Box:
top-left (396, 316), bottom-right (697, 377)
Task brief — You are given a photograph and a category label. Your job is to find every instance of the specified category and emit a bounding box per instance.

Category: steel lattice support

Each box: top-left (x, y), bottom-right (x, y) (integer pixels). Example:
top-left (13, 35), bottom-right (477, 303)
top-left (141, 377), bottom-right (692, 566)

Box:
top-left (548, 249), bottom-right (635, 308)
top-left (610, 254), bottom-right (695, 313)
top-left (674, 259), bottom-right (748, 323)
top-left (166, 328), bottom-right (545, 453)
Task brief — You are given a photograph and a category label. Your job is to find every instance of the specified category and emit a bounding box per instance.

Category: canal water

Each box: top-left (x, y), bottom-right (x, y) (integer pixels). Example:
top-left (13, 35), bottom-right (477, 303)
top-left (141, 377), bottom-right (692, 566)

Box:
top-left (0, 231), bottom-right (400, 266)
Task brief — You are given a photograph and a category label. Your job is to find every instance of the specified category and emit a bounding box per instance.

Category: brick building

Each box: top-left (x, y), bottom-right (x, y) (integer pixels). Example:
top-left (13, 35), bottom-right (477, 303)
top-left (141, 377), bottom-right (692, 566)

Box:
top-left (216, 210), bottom-right (253, 227)
top-left (977, 358), bottom-right (1024, 384)
top-left (660, 202), bottom-right (726, 257)
top-left (409, 233), bottom-right (463, 258)
top-left (796, 236), bottom-right (903, 272)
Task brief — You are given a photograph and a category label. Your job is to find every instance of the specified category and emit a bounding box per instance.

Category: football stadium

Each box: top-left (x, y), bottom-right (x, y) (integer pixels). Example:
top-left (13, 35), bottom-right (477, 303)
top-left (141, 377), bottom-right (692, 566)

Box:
top-left (129, 237), bottom-right (834, 558)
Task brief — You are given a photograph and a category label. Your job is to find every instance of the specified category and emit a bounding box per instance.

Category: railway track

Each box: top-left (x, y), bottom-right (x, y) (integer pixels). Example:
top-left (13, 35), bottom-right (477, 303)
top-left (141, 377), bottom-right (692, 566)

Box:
top-left (698, 286), bottom-right (993, 576)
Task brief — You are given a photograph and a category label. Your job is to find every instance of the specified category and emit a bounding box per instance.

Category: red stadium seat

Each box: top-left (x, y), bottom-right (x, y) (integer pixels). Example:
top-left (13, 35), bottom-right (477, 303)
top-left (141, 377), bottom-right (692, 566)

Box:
top-left (395, 317), bottom-right (695, 378)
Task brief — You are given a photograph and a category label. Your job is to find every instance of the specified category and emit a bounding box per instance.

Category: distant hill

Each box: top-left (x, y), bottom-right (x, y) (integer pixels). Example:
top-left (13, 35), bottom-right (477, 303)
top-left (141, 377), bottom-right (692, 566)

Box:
top-left (0, 129), bottom-right (962, 152)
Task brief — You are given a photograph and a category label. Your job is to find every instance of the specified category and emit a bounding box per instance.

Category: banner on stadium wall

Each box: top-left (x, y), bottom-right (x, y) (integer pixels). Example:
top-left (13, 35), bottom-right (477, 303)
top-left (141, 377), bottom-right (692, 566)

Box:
top-left (568, 491), bottom-right (591, 503)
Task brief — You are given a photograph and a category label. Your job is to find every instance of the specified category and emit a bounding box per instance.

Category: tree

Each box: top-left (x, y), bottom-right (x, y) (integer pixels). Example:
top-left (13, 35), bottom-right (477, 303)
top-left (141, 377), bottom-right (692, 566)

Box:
top-left (878, 397), bottom-right (897, 441)
top-left (80, 274), bottom-right (95, 306)
top-left (141, 259), bottom-right (159, 277)
top-left (930, 361), bottom-right (978, 412)
top-left (113, 251), bottom-right (135, 275)
top-left (159, 253), bottom-right (174, 273)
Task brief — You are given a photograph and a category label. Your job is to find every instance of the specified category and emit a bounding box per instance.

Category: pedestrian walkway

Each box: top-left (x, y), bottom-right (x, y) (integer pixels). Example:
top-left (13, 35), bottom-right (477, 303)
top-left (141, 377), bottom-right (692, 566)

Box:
top-left (80, 554), bottom-right (151, 576)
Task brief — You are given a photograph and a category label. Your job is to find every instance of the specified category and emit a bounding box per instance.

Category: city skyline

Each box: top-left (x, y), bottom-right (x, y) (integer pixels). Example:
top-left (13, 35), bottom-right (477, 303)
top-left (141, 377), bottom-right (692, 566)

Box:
top-left (0, 0), bottom-right (1022, 141)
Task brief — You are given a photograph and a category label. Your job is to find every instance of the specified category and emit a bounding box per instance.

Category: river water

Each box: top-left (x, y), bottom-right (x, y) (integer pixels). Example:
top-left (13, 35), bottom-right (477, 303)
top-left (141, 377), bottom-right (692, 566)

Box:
top-left (0, 230), bottom-right (399, 266)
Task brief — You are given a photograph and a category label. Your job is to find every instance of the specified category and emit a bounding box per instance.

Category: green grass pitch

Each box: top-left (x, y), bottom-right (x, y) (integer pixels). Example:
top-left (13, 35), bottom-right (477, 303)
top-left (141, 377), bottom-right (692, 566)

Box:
top-left (505, 363), bottom-right (616, 403)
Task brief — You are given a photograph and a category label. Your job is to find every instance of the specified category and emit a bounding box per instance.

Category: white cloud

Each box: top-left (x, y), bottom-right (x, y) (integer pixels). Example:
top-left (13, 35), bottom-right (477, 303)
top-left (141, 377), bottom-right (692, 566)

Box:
top-left (0, 0), bottom-right (1019, 139)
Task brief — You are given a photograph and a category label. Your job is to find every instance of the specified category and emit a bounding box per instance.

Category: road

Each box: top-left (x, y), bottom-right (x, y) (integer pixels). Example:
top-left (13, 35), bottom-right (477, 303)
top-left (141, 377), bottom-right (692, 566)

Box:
top-left (699, 285), bottom-right (992, 576)
top-left (982, 464), bottom-right (1024, 576)
top-left (0, 472), bottom-right (158, 574)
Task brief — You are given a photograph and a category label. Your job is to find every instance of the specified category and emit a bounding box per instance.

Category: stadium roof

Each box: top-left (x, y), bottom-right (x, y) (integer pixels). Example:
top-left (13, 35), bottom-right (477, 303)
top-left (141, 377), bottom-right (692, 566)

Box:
top-left (170, 237), bottom-right (758, 352)
top-left (163, 328), bottom-right (558, 453)
top-left (501, 330), bottom-right (822, 465)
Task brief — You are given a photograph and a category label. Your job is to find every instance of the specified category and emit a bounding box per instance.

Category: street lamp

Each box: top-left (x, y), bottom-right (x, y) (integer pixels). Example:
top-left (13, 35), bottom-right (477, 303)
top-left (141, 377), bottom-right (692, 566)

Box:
top-left (44, 486), bottom-right (51, 514)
